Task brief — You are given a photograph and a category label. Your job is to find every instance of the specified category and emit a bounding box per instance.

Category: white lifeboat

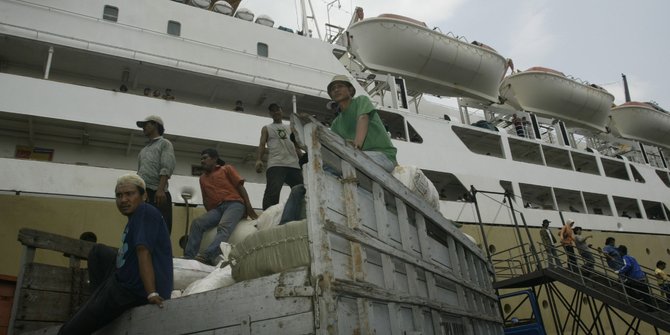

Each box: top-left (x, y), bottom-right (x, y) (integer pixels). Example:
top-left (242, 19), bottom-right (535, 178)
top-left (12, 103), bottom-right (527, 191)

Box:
top-left (610, 101), bottom-right (670, 149)
top-left (499, 67), bottom-right (614, 132)
top-left (346, 14), bottom-right (508, 103)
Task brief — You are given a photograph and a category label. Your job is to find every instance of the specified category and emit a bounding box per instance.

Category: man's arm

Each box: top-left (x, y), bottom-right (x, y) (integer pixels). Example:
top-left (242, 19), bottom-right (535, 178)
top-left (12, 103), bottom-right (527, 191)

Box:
top-left (237, 184), bottom-right (258, 220)
top-left (255, 126), bottom-right (268, 173)
top-left (137, 245), bottom-right (164, 307)
top-left (155, 175), bottom-right (169, 206)
top-left (353, 114), bottom-right (369, 149)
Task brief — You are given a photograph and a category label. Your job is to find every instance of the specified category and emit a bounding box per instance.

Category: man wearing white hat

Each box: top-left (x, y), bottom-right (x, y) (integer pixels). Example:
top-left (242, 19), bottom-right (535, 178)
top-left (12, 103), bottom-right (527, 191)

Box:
top-left (136, 115), bottom-right (176, 234)
top-left (327, 74), bottom-right (397, 172)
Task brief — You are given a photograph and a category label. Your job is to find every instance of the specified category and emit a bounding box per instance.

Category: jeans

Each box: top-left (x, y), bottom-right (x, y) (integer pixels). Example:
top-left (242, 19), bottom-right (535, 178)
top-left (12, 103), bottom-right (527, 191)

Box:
top-left (579, 249), bottom-right (595, 274)
top-left (545, 246), bottom-right (562, 268)
top-left (58, 245), bottom-right (145, 335)
top-left (146, 188), bottom-right (173, 234)
top-left (262, 166), bottom-right (303, 210)
top-left (279, 184), bottom-right (306, 225)
top-left (184, 201), bottom-right (245, 263)
top-left (564, 245), bottom-right (577, 272)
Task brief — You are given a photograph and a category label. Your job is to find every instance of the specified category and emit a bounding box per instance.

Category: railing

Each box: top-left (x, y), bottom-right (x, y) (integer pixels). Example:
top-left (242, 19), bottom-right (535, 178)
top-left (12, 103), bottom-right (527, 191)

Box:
top-left (492, 241), bottom-right (670, 314)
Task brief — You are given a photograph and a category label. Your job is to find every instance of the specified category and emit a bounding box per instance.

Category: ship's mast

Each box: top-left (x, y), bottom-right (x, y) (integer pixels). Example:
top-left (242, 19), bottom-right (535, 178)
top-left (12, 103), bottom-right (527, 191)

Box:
top-left (299, 0), bottom-right (322, 39)
top-left (622, 73), bottom-right (631, 102)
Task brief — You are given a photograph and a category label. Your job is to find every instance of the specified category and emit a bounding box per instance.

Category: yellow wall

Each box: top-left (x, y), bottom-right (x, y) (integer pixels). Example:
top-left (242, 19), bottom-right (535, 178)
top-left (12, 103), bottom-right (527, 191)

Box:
top-left (0, 194), bottom-right (205, 277)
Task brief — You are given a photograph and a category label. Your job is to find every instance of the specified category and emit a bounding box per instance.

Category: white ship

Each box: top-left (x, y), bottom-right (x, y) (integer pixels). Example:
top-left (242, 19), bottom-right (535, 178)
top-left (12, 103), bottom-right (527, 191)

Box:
top-left (1, 0), bottom-right (670, 334)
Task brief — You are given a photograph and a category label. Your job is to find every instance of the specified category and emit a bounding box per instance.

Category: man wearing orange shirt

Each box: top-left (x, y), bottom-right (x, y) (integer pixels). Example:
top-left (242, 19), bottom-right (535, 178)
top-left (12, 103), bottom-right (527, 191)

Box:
top-left (559, 219), bottom-right (578, 272)
top-left (184, 149), bottom-right (258, 265)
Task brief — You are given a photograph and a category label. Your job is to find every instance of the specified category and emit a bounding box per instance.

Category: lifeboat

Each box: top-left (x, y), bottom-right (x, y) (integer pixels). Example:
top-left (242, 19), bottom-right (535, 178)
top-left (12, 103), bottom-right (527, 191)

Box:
top-left (610, 101), bottom-right (670, 149)
top-left (346, 14), bottom-right (508, 103)
top-left (499, 67), bottom-right (614, 132)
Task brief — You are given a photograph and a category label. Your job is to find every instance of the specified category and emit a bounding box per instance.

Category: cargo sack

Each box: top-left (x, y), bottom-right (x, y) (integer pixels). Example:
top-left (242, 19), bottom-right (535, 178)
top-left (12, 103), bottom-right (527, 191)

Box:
top-left (173, 258), bottom-right (215, 290)
top-left (199, 218), bottom-right (259, 254)
top-left (182, 264), bottom-right (235, 296)
top-left (229, 219), bottom-right (309, 281)
top-left (392, 165), bottom-right (440, 211)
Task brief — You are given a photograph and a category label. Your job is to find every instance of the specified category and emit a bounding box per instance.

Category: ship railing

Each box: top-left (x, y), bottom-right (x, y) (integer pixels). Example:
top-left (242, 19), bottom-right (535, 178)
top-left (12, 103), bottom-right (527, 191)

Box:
top-left (490, 243), bottom-right (538, 279)
top-left (500, 240), bottom-right (670, 313)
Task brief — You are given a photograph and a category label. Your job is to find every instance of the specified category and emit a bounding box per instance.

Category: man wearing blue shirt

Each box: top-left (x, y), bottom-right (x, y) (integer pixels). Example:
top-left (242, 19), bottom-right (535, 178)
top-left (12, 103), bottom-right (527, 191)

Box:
top-left (616, 245), bottom-right (653, 311)
top-left (58, 174), bottom-right (173, 334)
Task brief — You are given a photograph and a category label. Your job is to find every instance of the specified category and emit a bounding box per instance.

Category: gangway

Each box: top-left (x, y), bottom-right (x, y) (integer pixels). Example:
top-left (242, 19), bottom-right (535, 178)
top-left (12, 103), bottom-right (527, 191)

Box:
top-left (471, 187), bottom-right (670, 334)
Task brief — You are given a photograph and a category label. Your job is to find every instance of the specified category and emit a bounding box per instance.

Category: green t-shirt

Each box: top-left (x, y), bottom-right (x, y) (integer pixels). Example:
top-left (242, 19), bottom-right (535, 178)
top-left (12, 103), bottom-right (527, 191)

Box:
top-left (330, 96), bottom-right (397, 163)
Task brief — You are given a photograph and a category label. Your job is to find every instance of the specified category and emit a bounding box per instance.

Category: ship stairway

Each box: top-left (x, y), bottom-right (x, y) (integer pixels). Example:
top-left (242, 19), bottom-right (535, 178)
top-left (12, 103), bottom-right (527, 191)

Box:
top-left (471, 187), bottom-right (670, 334)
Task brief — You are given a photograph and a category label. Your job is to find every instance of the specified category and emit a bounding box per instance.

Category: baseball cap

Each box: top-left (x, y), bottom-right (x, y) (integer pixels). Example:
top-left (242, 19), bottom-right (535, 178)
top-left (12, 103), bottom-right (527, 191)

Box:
top-left (542, 219), bottom-right (551, 225)
top-left (136, 115), bottom-right (164, 128)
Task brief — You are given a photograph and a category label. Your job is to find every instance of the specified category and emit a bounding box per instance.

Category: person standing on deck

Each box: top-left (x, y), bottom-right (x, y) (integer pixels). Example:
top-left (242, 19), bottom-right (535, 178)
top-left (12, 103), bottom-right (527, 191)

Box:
top-left (58, 174), bottom-right (173, 334)
top-left (255, 103), bottom-right (304, 210)
top-left (512, 114), bottom-right (526, 137)
top-left (540, 219), bottom-right (562, 268)
top-left (559, 219), bottom-right (578, 272)
top-left (184, 148), bottom-right (258, 265)
top-left (136, 115), bottom-right (176, 234)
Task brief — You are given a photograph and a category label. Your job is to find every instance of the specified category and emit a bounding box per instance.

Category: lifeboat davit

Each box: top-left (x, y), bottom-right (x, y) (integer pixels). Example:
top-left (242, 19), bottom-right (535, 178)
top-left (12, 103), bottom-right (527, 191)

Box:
top-left (499, 67), bottom-right (615, 132)
top-left (610, 101), bottom-right (670, 149)
top-left (346, 14), bottom-right (508, 103)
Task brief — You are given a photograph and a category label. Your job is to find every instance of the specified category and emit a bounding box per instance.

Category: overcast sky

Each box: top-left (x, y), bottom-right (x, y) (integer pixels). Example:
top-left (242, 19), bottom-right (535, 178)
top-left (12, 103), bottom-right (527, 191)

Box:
top-left (241, 0), bottom-right (669, 108)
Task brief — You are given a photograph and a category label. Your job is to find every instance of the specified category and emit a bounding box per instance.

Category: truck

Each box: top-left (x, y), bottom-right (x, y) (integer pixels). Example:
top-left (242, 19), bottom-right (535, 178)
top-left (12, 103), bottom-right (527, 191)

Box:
top-left (11, 116), bottom-right (503, 334)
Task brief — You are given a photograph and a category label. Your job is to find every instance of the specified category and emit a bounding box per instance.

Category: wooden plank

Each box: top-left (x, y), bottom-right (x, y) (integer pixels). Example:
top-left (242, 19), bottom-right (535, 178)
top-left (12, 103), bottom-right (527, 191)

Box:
top-left (323, 220), bottom-right (497, 299)
top-left (395, 198), bottom-right (413, 253)
top-left (387, 302), bottom-right (401, 335)
top-left (17, 229), bottom-right (101, 259)
top-left (9, 245), bottom-right (34, 335)
top-left (21, 264), bottom-right (89, 292)
top-left (381, 254), bottom-right (395, 290)
top-left (315, 126), bottom-right (485, 258)
top-left (372, 182), bottom-right (390, 243)
top-left (11, 320), bottom-right (60, 335)
top-left (341, 161), bottom-right (361, 230)
top-left (14, 289), bottom-right (74, 322)
top-left (415, 215), bottom-right (432, 263)
top-left (249, 312), bottom-right (314, 334)
top-left (332, 280), bottom-right (499, 324)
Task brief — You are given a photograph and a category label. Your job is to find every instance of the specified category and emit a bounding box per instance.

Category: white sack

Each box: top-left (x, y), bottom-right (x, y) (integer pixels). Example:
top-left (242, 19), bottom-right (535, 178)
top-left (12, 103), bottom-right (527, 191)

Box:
top-left (173, 258), bottom-right (215, 290)
top-left (392, 165), bottom-right (440, 211)
top-left (182, 264), bottom-right (235, 296)
top-left (256, 203), bottom-right (284, 230)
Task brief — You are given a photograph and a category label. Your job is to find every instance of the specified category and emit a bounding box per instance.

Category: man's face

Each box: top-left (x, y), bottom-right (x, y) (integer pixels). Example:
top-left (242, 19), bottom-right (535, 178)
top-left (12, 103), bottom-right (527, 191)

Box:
top-left (115, 183), bottom-right (144, 216)
top-left (142, 121), bottom-right (155, 136)
top-left (269, 108), bottom-right (283, 122)
top-left (329, 82), bottom-right (353, 102)
top-left (201, 154), bottom-right (217, 172)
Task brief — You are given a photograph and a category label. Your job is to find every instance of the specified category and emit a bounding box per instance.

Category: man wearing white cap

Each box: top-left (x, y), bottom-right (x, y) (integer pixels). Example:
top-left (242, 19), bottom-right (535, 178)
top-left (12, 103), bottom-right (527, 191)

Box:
top-left (136, 115), bottom-right (176, 234)
top-left (58, 174), bottom-right (173, 334)
top-left (327, 74), bottom-right (397, 172)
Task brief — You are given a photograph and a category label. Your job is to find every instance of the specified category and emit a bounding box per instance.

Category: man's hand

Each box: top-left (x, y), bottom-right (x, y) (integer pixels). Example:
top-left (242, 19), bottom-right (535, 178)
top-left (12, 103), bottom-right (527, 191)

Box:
top-left (255, 160), bottom-right (263, 173)
top-left (155, 189), bottom-right (167, 206)
top-left (148, 294), bottom-right (164, 308)
top-left (247, 208), bottom-right (259, 220)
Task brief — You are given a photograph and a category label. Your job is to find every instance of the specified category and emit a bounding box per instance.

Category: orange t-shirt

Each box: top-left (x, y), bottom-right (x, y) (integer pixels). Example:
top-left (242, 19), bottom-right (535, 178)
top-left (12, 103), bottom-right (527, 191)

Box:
top-left (559, 224), bottom-right (575, 246)
top-left (199, 165), bottom-right (244, 211)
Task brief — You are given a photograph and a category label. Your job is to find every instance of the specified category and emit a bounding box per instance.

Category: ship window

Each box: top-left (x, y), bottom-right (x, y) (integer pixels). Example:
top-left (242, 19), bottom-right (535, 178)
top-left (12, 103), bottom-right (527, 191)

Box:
top-left (102, 5), bottom-right (119, 22)
top-left (542, 145), bottom-right (572, 171)
top-left (167, 21), bottom-right (181, 36)
top-left (509, 138), bottom-right (543, 165)
top-left (500, 180), bottom-right (514, 199)
top-left (377, 110), bottom-right (406, 141)
top-left (602, 157), bottom-right (629, 180)
top-left (453, 126), bottom-right (504, 158)
top-left (422, 170), bottom-right (469, 201)
top-left (571, 151), bottom-right (600, 175)
top-left (554, 188), bottom-right (584, 213)
top-left (642, 200), bottom-right (669, 221)
top-left (656, 169), bottom-right (670, 187)
top-left (630, 166), bottom-right (645, 183)
top-left (583, 192), bottom-right (612, 216)
top-left (519, 183), bottom-right (555, 210)
top-left (257, 43), bottom-right (269, 57)
top-left (408, 122), bottom-right (423, 143)
top-left (612, 196), bottom-right (642, 219)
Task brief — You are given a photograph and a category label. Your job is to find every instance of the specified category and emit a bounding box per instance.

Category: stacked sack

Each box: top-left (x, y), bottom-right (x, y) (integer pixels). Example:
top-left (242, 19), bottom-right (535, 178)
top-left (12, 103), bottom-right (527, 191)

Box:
top-left (392, 165), bottom-right (440, 211)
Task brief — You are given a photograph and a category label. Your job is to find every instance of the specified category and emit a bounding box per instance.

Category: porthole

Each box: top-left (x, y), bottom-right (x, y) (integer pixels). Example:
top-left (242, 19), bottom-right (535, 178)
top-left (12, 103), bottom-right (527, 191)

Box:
top-left (257, 42), bottom-right (269, 57)
top-left (167, 21), bottom-right (181, 36)
top-left (103, 5), bottom-right (118, 22)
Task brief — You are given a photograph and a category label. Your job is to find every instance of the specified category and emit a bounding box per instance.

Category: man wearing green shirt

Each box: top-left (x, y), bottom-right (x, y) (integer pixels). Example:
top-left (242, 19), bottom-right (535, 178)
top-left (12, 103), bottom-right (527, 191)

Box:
top-left (328, 75), bottom-right (397, 172)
